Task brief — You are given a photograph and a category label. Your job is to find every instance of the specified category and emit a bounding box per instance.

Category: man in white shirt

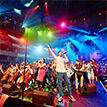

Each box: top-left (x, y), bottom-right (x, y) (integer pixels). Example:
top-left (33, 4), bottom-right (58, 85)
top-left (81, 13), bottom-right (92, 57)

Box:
top-left (47, 44), bottom-right (75, 102)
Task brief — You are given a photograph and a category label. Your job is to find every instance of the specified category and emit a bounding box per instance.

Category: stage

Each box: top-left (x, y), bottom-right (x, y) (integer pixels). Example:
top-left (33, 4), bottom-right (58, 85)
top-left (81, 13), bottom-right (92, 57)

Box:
top-left (0, 81), bottom-right (106, 107)
top-left (57, 81), bottom-right (107, 107)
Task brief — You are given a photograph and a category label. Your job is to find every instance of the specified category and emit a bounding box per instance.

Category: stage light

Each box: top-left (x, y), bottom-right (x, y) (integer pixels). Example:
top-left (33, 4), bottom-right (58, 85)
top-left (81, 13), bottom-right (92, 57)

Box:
top-left (8, 34), bottom-right (19, 41)
top-left (61, 22), bottom-right (66, 27)
top-left (67, 26), bottom-right (90, 34)
top-left (21, 0), bottom-right (34, 7)
top-left (14, 8), bottom-right (22, 15)
top-left (48, 32), bottom-right (52, 36)
top-left (45, 2), bottom-right (49, 16)
top-left (45, 2), bottom-right (47, 5)
top-left (38, 31), bottom-right (41, 35)
top-left (99, 27), bottom-right (107, 32)
top-left (66, 43), bottom-right (78, 63)
top-left (30, 5), bottom-right (39, 14)
top-left (37, 45), bottom-right (42, 51)
top-left (20, 38), bottom-right (25, 42)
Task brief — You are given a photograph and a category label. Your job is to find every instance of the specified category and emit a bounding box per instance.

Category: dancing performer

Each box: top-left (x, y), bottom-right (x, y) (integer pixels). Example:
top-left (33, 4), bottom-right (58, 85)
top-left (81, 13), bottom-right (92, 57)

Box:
top-left (73, 60), bottom-right (83, 89)
top-left (92, 59), bottom-right (99, 84)
top-left (46, 44), bottom-right (75, 102)
top-left (0, 65), bottom-right (3, 82)
top-left (36, 58), bottom-right (46, 90)
top-left (25, 65), bottom-right (33, 90)
top-left (87, 61), bottom-right (94, 84)
top-left (82, 61), bottom-right (88, 84)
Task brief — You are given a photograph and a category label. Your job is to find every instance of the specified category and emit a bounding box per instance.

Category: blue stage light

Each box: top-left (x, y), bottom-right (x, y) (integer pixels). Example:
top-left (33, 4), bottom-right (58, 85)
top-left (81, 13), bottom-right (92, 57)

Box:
top-left (21, 0), bottom-right (34, 7)
top-left (66, 43), bottom-right (78, 63)
top-left (99, 27), bottom-right (107, 32)
top-left (14, 8), bottom-right (22, 15)
top-left (67, 26), bottom-right (90, 34)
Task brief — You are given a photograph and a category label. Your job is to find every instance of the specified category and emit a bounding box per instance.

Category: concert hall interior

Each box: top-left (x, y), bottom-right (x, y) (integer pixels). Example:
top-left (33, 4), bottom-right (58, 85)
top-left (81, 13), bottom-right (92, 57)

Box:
top-left (0, 0), bottom-right (107, 107)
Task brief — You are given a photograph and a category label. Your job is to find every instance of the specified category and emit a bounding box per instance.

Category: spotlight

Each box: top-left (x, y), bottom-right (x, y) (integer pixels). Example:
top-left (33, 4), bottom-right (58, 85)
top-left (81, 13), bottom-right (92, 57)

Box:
top-left (38, 31), bottom-right (41, 35)
top-left (60, 22), bottom-right (66, 28)
top-left (48, 32), bottom-right (52, 36)
top-left (38, 46), bottom-right (42, 50)
top-left (20, 38), bottom-right (25, 42)
top-left (45, 2), bottom-right (47, 5)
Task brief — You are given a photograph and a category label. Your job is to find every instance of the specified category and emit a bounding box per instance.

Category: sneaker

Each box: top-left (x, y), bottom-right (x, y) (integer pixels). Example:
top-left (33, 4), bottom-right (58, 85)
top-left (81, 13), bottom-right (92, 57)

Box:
top-left (58, 97), bottom-right (63, 102)
top-left (68, 96), bottom-right (76, 102)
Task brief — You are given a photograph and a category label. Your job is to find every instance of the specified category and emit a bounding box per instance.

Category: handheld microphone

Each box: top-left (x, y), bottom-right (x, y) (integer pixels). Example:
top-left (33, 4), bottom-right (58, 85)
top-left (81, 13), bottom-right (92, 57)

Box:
top-left (63, 52), bottom-right (67, 54)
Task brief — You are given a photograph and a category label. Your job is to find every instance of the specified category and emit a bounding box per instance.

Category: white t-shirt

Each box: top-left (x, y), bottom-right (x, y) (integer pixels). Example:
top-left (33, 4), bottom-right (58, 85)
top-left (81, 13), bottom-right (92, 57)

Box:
top-left (49, 47), bottom-right (68, 73)
top-left (55, 56), bottom-right (66, 73)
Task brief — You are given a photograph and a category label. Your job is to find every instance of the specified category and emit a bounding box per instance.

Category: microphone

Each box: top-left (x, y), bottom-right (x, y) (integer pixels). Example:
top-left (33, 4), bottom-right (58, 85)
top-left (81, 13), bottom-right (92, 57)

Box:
top-left (63, 52), bottom-right (67, 55)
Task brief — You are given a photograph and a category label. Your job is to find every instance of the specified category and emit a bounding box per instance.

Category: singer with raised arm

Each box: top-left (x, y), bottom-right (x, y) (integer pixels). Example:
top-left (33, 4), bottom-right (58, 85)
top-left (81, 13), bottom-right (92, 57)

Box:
top-left (46, 44), bottom-right (76, 102)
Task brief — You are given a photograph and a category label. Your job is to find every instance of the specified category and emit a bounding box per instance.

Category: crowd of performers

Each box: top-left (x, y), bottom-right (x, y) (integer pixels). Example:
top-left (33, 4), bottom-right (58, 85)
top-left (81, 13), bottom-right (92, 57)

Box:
top-left (0, 44), bottom-right (106, 102)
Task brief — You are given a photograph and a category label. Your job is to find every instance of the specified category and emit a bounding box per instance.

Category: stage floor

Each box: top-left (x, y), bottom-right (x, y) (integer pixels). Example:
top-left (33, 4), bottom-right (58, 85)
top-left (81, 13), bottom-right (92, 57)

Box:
top-left (1, 81), bottom-right (107, 107)
top-left (56, 81), bottom-right (107, 107)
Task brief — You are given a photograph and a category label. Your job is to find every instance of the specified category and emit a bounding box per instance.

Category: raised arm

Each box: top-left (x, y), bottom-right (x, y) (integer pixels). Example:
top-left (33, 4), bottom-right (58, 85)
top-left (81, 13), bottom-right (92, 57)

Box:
top-left (46, 44), bottom-right (56, 59)
top-left (63, 54), bottom-right (69, 62)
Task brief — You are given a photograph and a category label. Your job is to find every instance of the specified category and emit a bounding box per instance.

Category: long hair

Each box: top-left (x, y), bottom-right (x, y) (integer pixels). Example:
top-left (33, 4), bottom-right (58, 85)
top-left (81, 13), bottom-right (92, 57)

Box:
top-left (42, 58), bottom-right (46, 63)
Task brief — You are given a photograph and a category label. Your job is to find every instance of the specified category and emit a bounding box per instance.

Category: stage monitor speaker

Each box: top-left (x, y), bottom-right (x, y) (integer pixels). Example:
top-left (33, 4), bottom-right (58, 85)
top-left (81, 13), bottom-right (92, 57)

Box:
top-left (2, 83), bottom-right (15, 94)
top-left (80, 84), bottom-right (96, 95)
top-left (0, 95), bottom-right (36, 107)
top-left (32, 90), bottom-right (55, 106)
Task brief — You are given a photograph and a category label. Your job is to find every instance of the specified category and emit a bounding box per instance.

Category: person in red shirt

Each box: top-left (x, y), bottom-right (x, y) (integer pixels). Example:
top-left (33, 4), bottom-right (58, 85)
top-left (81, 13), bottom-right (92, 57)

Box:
top-left (92, 59), bottom-right (99, 84)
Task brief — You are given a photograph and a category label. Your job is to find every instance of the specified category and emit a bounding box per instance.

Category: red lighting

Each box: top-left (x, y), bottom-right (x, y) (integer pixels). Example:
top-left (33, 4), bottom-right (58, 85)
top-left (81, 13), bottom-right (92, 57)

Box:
top-left (34, 5), bottom-right (39, 10)
top-left (61, 22), bottom-right (66, 28)
top-left (45, 2), bottom-right (49, 16)
top-left (29, 5), bottom-right (39, 15)
top-left (45, 2), bottom-right (47, 5)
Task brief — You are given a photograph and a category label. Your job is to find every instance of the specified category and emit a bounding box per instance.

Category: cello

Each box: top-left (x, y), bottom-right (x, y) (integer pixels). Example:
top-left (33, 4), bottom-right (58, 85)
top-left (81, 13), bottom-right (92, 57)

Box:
top-left (7, 69), bottom-right (19, 83)
top-left (17, 69), bottom-right (30, 84)
top-left (1, 68), bottom-right (11, 82)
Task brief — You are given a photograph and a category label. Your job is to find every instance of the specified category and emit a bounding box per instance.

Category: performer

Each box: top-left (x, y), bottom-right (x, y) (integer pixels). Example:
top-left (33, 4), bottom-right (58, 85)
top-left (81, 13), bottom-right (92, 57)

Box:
top-left (73, 60), bottom-right (83, 89)
top-left (87, 61), bottom-right (94, 84)
top-left (0, 65), bottom-right (3, 82)
top-left (36, 58), bottom-right (46, 91)
top-left (1, 64), bottom-right (14, 83)
top-left (7, 64), bottom-right (19, 83)
top-left (25, 65), bottom-right (33, 90)
top-left (82, 61), bottom-right (88, 84)
top-left (46, 44), bottom-right (75, 102)
top-left (92, 59), bottom-right (99, 84)
top-left (70, 61), bottom-right (75, 85)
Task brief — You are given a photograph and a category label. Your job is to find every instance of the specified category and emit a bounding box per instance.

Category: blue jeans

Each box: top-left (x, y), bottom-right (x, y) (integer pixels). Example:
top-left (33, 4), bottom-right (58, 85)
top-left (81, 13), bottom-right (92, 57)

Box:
top-left (57, 72), bottom-right (72, 97)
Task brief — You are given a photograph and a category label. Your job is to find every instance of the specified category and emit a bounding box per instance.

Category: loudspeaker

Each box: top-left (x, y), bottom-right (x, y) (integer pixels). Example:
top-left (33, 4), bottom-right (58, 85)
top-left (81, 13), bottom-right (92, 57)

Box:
top-left (2, 84), bottom-right (15, 94)
top-left (2, 96), bottom-right (36, 107)
top-left (32, 90), bottom-right (55, 106)
top-left (80, 84), bottom-right (96, 95)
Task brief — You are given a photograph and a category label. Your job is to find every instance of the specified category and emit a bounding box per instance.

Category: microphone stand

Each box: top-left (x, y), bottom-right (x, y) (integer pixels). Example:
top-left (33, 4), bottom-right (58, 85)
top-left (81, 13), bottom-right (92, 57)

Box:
top-left (22, 27), bottom-right (29, 99)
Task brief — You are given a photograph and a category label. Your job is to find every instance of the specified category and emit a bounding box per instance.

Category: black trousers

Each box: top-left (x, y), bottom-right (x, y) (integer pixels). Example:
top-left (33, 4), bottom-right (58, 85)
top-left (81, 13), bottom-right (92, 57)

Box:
top-left (83, 72), bottom-right (88, 82)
